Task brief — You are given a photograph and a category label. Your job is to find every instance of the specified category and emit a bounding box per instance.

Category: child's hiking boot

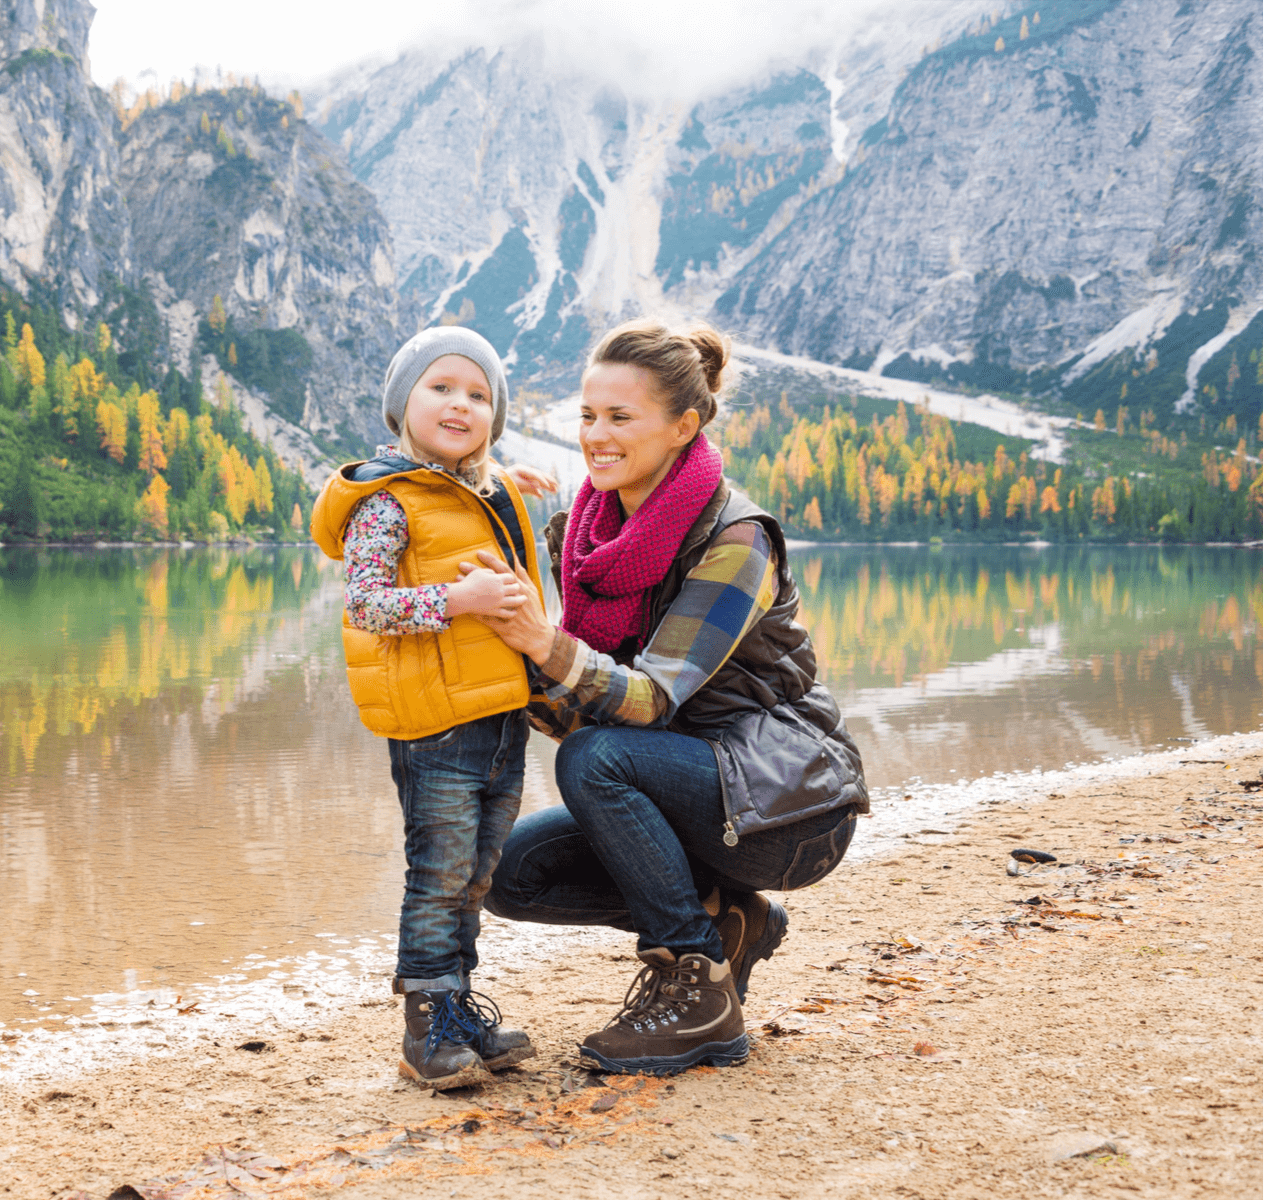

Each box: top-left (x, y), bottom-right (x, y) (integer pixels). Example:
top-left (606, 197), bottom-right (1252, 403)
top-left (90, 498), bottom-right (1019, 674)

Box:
top-left (459, 987), bottom-right (537, 1071)
top-left (399, 989), bottom-right (491, 1089)
top-left (712, 889), bottom-right (789, 1003)
top-left (579, 948), bottom-right (748, 1077)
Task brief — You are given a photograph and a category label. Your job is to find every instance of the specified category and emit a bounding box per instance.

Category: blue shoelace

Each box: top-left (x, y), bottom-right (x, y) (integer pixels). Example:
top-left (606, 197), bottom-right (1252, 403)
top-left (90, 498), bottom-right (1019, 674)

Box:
top-left (425, 990), bottom-right (503, 1054)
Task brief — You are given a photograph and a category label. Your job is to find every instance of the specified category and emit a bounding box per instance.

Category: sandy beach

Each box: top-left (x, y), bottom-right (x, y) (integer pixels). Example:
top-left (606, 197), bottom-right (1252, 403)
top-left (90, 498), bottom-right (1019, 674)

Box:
top-left (1, 731), bottom-right (1259, 1200)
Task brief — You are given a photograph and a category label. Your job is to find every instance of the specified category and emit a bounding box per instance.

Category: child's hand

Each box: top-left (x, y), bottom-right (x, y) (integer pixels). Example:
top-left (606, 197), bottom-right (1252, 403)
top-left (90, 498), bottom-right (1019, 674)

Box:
top-left (447, 567), bottom-right (527, 620)
top-left (504, 463), bottom-right (559, 498)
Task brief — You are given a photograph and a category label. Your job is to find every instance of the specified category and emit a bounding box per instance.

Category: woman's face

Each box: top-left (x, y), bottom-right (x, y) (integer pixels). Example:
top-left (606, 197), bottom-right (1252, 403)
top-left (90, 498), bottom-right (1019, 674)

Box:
top-left (403, 354), bottom-right (493, 471)
top-left (579, 363), bottom-right (699, 509)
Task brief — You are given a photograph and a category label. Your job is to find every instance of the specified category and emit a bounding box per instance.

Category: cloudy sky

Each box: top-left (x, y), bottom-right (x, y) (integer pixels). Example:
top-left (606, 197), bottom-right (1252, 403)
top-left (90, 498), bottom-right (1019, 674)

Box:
top-left (88, 0), bottom-right (933, 97)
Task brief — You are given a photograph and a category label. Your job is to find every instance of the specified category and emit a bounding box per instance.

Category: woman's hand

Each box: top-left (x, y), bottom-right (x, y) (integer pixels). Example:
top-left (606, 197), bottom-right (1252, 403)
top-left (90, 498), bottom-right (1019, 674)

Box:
top-left (447, 566), bottom-right (527, 621)
top-left (458, 551), bottom-right (557, 665)
top-left (503, 463), bottom-right (559, 498)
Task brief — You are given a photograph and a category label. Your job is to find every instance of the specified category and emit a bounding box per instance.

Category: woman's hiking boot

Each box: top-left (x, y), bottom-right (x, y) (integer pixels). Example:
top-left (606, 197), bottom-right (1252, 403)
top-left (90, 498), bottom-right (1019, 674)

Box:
top-left (579, 948), bottom-right (748, 1077)
top-left (399, 988), bottom-right (491, 1090)
top-left (710, 889), bottom-right (789, 1003)
top-left (459, 986), bottom-right (537, 1071)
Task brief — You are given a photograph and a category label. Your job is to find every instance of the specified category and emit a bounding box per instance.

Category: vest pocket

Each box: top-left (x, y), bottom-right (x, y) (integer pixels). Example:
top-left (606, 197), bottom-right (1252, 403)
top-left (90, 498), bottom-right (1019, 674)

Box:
top-left (436, 627), bottom-right (461, 686)
top-left (343, 625), bottom-right (402, 735)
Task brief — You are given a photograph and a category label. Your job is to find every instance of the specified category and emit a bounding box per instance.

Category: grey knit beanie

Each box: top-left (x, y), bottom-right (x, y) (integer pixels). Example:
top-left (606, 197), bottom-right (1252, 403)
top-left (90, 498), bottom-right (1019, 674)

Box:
top-left (382, 326), bottom-right (509, 445)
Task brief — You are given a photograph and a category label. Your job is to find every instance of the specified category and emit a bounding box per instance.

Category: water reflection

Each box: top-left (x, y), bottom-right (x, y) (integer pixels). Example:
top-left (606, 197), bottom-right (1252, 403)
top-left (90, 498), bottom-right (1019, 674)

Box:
top-left (0, 546), bottom-right (568, 1048)
top-left (0, 544), bottom-right (1258, 1048)
top-left (792, 545), bottom-right (1261, 786)
top-left (0, 549), bottom-right (330, 772)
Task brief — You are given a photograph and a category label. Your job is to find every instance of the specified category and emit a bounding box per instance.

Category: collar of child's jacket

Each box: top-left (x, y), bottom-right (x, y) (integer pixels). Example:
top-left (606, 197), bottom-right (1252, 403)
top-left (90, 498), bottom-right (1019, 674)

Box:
top-left (375, 444), bottom-right (479, 488)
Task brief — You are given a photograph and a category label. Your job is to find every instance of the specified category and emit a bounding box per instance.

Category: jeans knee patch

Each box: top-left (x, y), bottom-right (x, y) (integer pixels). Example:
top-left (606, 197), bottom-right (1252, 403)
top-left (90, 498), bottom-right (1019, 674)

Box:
top-left (779, 814), bottom-right (853, 891)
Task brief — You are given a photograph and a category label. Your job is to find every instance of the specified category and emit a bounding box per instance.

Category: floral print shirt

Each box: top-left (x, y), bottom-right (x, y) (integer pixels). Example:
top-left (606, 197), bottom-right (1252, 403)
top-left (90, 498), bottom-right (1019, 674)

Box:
top-left (342, 447), bottom-right (478, 636)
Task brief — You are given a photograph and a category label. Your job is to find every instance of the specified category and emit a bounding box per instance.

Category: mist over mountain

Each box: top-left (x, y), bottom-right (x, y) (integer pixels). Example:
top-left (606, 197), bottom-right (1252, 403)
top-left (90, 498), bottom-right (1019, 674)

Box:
top-left (303, 0), bottom-right (1259, 431)
top-left (302, 1), bottom-right (980, 389)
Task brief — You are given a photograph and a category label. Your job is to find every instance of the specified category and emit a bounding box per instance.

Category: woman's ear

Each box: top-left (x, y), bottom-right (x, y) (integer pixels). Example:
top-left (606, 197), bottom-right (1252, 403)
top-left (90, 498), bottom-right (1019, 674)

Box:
top-left (673, 408), bottom-right (701, 445)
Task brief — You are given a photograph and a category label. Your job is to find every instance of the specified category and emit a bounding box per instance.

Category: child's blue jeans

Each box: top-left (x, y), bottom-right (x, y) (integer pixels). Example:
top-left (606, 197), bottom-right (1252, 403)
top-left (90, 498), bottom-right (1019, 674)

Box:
top-left (388, 709), bottom-right (527, 986)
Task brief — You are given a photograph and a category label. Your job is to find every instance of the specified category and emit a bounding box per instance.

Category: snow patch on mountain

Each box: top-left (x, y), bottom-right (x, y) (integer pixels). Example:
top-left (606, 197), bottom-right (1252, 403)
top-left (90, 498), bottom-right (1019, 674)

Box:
top-left (731, 343), bottom-right (1075, 462)
top-left (1060, 294), bottom-right (1187, 384)
top-left (1175, 305), bottom-right (1262, 413)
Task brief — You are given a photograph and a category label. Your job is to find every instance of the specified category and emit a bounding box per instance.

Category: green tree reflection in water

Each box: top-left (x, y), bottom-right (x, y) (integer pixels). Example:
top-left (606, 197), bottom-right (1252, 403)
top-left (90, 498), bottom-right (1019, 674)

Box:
top-left (791, 546), bottom-right (1261, 764)
top-left (0, 547), bottom-right (338, 775)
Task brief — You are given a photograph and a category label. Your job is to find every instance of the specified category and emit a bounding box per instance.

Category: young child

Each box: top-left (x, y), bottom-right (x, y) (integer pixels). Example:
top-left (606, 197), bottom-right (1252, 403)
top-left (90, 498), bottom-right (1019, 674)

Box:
top-left (311, 326), bottom-right (554, 1089)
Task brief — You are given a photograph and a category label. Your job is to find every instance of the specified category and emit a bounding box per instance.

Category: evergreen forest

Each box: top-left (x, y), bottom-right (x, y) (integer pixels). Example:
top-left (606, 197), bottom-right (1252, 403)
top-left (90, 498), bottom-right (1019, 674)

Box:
top-left (0, 288), bottom-right (311, 542)
top-left (0, 285), bottom-right (1258, 546)
top-left (717, 392), bottom-right (1261, 544)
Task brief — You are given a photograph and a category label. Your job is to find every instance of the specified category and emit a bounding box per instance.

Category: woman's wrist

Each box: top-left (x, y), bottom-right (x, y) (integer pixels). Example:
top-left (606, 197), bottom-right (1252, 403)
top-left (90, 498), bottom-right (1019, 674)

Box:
top-left (526, 623), bottom-right (557, 667)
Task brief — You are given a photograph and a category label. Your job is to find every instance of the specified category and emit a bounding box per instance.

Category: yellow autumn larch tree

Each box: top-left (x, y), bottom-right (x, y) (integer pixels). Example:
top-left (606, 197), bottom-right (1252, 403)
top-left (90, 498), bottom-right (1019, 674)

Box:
top-left (97, 400), bottom-right (127, 463)
top-left (136, 390), bottom-right (167, 476)
top-left (254, 456), bottom-right (274, 514)
top-left (139, 474), bottom-right (171, 537)
top-left (15, 323), bottom-right (45, 388)
top-left (164, 407), bottom-right (191, 458)
top-left (209, 294), bottom-right (228, 334)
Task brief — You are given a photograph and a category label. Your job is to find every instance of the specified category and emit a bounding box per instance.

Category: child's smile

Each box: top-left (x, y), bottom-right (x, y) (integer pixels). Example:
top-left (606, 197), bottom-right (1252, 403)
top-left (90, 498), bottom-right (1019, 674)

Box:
top-left (404, 354), bottom-right (494, 471)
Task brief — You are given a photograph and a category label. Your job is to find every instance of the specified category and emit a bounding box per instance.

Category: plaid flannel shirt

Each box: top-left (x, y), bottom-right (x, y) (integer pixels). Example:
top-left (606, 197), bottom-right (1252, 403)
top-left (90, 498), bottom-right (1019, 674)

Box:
top-left (529, 520), bottom-right (778, 737)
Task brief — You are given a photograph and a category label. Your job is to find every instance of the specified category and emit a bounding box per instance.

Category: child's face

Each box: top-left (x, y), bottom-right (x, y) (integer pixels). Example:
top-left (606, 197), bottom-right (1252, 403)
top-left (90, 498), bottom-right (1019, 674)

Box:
top-left (404, 354), bottom-right (494, 471)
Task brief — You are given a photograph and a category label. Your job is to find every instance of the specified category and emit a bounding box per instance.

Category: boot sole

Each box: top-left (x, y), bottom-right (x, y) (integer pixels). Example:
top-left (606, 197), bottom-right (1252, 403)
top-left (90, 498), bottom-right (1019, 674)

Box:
top-left (482, 1043), bottom-right (538, 1072)
top-left (398, 1057), bottom-right (491, 1090)
top-left (579, 1034), bottom-right (750, 1077)
top-left (734, 899), bottom-right (789, 1004)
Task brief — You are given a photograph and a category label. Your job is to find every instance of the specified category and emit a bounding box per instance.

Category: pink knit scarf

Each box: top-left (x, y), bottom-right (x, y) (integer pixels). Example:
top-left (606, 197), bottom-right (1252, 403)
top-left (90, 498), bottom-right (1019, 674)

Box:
top-left (561, 435), bottom-right (724, 654)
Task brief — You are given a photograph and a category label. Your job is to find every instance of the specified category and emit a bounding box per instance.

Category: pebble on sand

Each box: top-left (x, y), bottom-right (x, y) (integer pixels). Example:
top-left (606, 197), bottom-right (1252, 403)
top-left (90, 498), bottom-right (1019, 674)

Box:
top-left (1047, 1131), bottom-right (1119, 1162)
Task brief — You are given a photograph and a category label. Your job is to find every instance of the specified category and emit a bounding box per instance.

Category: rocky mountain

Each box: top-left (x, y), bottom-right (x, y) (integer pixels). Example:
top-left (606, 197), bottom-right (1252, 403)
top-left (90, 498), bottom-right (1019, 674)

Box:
top-left (0, 0), bottom-right (400, 475)
top-left (718, 0), bottom-right (1262, 426)
top-left (307, 10), bottom-right (971, 392)
top-left (119, 88), bottom-right (398, 452)
top-left (0, 0), bottom-right (131, 314)
top-left (309, 0), bottom-right (1259, 429)
top-left (1, 0), bottom-right (1257, 478)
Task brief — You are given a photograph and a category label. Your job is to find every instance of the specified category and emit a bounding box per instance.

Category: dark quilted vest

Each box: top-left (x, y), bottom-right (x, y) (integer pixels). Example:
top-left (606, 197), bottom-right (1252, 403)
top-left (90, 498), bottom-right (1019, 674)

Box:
top-left (544, 481), bottom-right (869, 833)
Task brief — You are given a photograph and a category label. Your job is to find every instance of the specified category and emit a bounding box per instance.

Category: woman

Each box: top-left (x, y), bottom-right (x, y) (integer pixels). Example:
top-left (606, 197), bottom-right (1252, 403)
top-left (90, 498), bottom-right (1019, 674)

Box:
top-left (474, 319), bottom-right (868, 1077)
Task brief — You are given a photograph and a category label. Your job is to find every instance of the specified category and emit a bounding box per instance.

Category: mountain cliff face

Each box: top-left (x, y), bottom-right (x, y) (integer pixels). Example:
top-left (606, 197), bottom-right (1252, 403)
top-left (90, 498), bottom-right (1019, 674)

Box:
top-left (119, 88), bottom-right (398, 448)
top-left (716, 0), bottom-right (1262, 423)
top-left (310, 0), bottom-right (1259, 426)
top-left (0, 0), bottom-right (399, 470)
top-left (316, 48), bottom-right (663, 382)
top-left (0, 0), bottom-right (130, 314)
top-left (310, 51), bottom-right (869, 387)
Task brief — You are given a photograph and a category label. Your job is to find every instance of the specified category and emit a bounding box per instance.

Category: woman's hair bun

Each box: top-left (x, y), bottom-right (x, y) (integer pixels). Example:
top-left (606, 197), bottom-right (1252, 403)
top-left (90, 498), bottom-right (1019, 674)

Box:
top-left (588, 317), bottom-right (731, 432)
top-left (688, 325), bottom-right (730, 394)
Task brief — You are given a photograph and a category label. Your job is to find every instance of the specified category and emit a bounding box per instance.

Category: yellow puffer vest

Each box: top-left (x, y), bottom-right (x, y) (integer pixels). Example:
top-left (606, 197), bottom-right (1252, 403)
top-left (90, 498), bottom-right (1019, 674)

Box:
top-left (310, 461), bottom-right (544, 741)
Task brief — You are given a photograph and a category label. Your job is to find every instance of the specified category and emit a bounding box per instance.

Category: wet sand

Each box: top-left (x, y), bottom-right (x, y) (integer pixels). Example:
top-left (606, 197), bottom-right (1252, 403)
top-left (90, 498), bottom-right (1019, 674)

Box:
top-left (1, 732), bottom-right (1260, 1200)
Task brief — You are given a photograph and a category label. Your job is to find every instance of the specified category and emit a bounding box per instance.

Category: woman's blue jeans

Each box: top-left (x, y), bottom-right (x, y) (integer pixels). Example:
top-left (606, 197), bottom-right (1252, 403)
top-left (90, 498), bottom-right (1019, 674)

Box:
top-left (486, 724), bottom-right (856, 961)
top-left (388, 709), bottom-right (527, 984)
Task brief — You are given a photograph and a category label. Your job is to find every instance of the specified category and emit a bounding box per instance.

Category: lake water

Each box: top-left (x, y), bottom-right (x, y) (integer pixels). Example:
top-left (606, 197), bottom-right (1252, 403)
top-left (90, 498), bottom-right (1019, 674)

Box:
top-left (0, 543), bottom-right (1259, 1068)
